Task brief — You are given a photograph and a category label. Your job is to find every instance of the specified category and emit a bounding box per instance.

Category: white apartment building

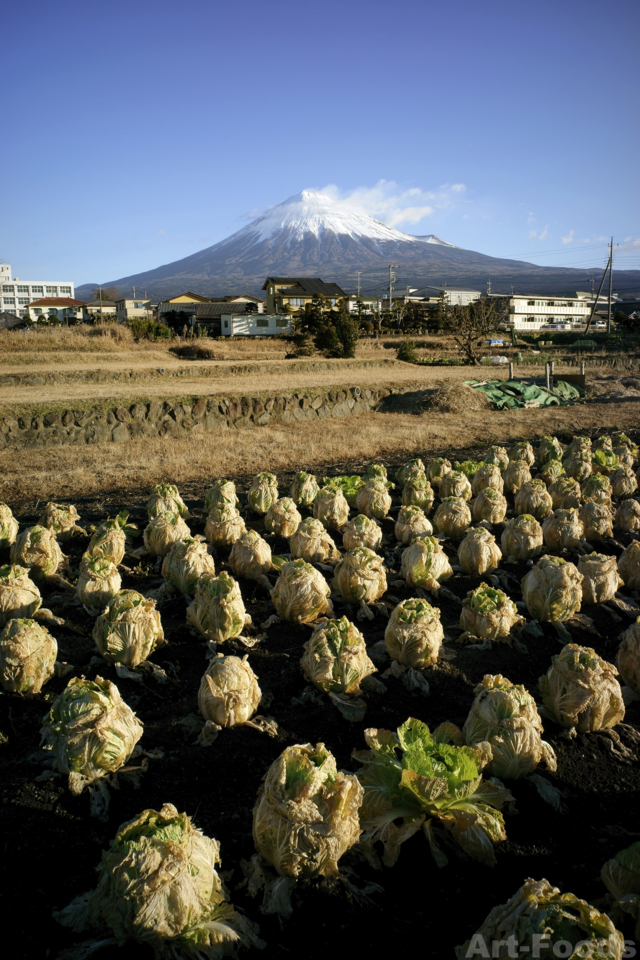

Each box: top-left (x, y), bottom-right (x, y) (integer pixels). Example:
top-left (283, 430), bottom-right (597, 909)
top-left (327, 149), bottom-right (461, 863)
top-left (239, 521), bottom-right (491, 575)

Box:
top-left (423, 288), bottom-right (481, 307)
top-left (507, 295), bottom-right (590, 331)
top-left (0, 263), bottom-right (75, 317)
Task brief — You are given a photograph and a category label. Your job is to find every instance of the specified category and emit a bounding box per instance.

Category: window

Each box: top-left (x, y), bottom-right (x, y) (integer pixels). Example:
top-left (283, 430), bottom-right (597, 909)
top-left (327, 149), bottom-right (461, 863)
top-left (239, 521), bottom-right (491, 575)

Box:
top-left (3, 298), bottom-right (15, 305)
top-left (256, 317), bottom-right (269, 327)
top-left (223, 319), bottom-right (229, 328)
top-left (269, 287), bottom-right (273, 294)
top-left (276, 317), bottom-right (289, 327)
top-left (34, 308), bottom-right (42, 315)
top-left (17, 285), bottom-right (29, 293)
top-left (288, 297), bottom-right (305, 306)
top-left (525, 316), bottom-right (536, 323)
top-left (2, 285), bottom-right (14, 293)
top-left (31, 286), bottom-right (43, 294)
top-left (527, 300), bottom-right (535, 306)
top-left (134, 302), bottom-right (144, 308)
top-left (18, 298), bottom-right (29, 305)
top-left (46, 286), bottom-right (58, 295)
top-left (60, 286), bottom-right (71, 294)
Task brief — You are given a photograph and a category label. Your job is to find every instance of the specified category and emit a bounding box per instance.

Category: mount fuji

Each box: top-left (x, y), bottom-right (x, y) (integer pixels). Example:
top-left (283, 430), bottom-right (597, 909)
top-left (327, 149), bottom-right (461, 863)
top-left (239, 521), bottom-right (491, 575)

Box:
top-left (76, 191), bottom-right (640, 300)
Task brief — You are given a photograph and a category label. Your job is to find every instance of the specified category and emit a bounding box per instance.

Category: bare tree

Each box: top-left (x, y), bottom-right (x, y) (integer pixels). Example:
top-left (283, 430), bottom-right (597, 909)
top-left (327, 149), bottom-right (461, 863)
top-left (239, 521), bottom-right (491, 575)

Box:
top-left (441, 298), bottom-right (508, 364)
top-left (91, 285), bottom-right (121, 303)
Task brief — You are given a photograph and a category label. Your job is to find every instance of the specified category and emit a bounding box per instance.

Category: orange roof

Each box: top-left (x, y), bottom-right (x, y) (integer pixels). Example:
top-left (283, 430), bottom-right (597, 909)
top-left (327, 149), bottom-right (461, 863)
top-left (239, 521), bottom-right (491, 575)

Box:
top-left (27, 297), bottom-right (86, 307)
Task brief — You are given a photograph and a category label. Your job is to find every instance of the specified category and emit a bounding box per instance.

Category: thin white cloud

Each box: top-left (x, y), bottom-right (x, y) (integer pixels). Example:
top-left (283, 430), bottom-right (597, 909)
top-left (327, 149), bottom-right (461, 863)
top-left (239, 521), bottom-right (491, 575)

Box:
top-left (562, 230), bottom-right (575, 244)
top-left (318, 179), bottom-right (466, 228)
top-left (156, 229), bottom-right (165, 235)
top-left (529, 225), bottom-right (549, 241)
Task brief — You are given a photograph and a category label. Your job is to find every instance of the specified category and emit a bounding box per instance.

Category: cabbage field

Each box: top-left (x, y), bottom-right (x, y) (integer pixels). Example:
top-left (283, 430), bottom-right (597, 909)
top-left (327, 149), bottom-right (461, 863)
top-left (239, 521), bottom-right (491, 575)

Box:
top-left (2, 432), bottom-right (640, 959)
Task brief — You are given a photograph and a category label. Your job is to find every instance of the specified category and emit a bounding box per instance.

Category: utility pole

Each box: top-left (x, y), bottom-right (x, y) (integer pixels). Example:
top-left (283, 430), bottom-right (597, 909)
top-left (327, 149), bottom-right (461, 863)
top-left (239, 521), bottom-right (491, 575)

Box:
top-left (607, 236), bottom-right (613, 334)
top-left (584, 253), bottom-right (611, 335)
top-left (99, 285), bottom-right (103, 318)
top-left (133, 286), bottom-right (136, 298)
top-left (388, 264), bottom-right (398, 315)
top-left (487, 279), bottom-right (492, 296)
top-left (356, 271), bottom-right (362, 297)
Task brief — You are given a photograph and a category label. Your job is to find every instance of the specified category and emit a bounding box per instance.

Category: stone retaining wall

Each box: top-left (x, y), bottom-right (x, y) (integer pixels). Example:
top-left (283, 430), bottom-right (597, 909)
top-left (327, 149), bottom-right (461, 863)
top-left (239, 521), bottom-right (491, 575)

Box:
top-left (0, 357), bottom-right (399, 389)
top-left (0, 384), bottom-right (416, 450)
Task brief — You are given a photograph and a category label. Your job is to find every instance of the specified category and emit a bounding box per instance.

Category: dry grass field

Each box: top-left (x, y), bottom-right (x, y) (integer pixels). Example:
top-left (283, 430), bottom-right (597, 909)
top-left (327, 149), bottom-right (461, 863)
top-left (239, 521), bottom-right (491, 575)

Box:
top-left (0, 323), bottom-right (636, 505)
top-left (1, 398), bottom-right (637, 505)
top-left (0, 324), bottom-right (580, 411)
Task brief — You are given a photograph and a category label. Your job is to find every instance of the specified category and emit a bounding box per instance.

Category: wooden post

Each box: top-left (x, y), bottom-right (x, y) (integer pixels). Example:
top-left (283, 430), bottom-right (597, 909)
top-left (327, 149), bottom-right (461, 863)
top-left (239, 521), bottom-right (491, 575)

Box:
top-left (545, 363), bottom-right (551, 391)
top-left (508, 361), bottom-right (514, 380)
top-left (580, 361), bottom-right (585, 375)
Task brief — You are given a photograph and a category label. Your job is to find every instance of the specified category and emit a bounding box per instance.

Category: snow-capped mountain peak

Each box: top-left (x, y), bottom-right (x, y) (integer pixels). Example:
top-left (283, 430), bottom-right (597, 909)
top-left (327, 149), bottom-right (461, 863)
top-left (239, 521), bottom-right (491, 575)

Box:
top-left (233, 190), bottom-right (456, 247)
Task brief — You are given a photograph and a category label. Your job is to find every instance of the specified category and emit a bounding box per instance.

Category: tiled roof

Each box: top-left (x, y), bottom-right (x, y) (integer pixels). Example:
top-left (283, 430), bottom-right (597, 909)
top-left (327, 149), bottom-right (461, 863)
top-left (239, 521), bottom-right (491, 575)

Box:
top-left (262, 277), bottom-right (345, 297)
top-left (27, 297), bottom-right (86, 307)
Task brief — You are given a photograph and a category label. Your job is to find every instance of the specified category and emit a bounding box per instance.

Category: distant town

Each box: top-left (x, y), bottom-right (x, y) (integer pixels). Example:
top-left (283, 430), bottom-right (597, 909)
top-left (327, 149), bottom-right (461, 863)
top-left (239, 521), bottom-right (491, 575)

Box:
top-left (0, 261), bottom-right (638, 337)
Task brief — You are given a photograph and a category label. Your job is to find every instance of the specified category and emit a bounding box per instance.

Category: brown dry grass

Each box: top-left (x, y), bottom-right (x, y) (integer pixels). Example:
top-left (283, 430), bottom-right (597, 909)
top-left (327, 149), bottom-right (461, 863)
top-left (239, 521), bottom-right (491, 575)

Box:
top-left (0, 360), bottom-right (589, 412)
top-left (2, 400), bottom-right (637, 505)
top-left (425, 382), bottom-right (493, 413)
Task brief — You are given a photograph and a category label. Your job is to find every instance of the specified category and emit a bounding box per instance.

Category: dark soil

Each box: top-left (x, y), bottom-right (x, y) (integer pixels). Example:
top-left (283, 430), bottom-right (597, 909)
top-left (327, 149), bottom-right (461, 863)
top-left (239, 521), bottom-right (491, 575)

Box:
top-left (2, 433), bottom-right (640, 959)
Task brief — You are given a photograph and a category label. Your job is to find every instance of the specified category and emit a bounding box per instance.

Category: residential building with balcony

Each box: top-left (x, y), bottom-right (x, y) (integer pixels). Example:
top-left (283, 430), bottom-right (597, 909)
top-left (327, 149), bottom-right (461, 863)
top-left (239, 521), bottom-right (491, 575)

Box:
top-left (502, 294), bottom-right (592, 331)
top-left (0, 263), bottom-right (74, 317)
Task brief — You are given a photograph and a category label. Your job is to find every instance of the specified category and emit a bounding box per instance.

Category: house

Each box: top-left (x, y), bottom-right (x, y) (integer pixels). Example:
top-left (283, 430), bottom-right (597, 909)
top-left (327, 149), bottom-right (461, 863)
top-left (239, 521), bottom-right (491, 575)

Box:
top-left (345, 295), bottom-right (380, 315)
top-left (0, 262), bottom-right (75, 318)
top-left (115, 298), bottom-right (155, 323)
top-left (194, 301), bottom-right (265, 335)
top-left (81, 299), bottom-right (117, 319)
top-left (0, 311), bottom-right (23, 330)
top-left (208, 295), bottom-right (265, 313)
top-left (262, 277), bottom-right (346, 313)
top-left (220, 313), bottom-right (292, 337)
top-left (157, 292), bottom-right (211, 320)
top-left (26, 297), bottom-right (86, 322)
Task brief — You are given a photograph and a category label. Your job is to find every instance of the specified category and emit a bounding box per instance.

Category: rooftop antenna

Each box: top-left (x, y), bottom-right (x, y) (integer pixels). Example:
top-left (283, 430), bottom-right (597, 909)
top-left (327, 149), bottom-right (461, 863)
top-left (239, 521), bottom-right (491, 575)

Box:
top-left (487, 279), bottom-right (492, 295)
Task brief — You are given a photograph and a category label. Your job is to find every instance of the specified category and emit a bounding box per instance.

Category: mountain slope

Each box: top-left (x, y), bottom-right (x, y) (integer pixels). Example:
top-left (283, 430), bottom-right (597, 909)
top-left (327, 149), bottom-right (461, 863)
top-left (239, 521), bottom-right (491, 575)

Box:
top-left (76, 191), bottom-right (640, 300)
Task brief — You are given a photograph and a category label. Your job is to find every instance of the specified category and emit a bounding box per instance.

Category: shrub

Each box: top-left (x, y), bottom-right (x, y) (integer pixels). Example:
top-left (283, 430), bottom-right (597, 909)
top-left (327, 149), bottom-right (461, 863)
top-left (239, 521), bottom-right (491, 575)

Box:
top-left (126, 317), bottom-right (171, 341)
top-left (397, 338), bottom-right (419, 363)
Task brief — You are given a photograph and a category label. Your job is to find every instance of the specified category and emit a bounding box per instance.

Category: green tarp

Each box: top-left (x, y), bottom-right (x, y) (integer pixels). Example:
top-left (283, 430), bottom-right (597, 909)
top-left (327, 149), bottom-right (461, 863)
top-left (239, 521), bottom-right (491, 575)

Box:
top-left (467, 378), bottom-right (586, 410)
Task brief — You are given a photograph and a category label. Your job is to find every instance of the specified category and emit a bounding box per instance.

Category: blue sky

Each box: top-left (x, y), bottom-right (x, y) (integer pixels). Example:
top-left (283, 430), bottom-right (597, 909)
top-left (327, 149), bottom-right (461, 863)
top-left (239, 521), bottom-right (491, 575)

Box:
top-left (2, 0), bottom-right (638, 286)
